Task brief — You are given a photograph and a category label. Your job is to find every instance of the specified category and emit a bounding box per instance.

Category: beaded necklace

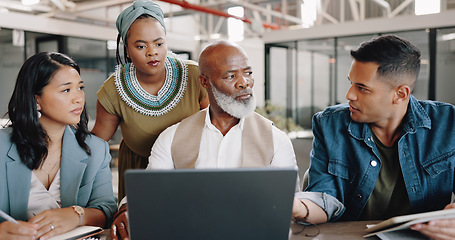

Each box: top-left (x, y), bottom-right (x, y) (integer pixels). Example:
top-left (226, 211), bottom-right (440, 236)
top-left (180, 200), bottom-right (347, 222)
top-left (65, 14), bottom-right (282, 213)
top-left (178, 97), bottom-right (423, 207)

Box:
top-left (114, 52), bottom-right (188, 116)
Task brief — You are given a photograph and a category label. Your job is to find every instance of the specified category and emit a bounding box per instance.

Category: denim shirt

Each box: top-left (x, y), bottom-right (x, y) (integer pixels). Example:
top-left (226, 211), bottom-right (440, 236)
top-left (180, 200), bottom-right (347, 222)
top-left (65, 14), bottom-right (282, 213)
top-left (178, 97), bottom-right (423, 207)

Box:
top-left (297, 96), bottom-right (455, 221)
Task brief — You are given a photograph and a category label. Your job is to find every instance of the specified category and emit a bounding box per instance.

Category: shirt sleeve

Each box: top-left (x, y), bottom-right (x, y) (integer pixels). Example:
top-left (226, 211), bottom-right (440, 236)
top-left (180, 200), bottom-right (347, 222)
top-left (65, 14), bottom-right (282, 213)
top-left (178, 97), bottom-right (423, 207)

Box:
top-left (295, 191), bottom-right (345, 221)
top-left (300, 112), bottom-right (346, 221)
top-left (270, 126), bottom-right (297, 168)
top-left (147, 123), bottom-right (180, 169)
top-left (270, 126), bottom-right (301, 191)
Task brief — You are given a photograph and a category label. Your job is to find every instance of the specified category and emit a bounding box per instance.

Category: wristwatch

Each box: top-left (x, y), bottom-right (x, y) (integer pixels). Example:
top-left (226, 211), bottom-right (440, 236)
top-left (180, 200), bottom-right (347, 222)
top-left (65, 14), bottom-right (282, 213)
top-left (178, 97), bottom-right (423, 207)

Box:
top-left (72, 205), bottom-right (85, 226)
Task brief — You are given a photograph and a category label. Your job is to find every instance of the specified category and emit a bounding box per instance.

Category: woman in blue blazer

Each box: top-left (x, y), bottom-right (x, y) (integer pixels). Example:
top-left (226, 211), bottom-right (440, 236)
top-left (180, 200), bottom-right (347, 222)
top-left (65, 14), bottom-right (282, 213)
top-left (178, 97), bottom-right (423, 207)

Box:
top-left (0, 52), bottom-right (117, 239)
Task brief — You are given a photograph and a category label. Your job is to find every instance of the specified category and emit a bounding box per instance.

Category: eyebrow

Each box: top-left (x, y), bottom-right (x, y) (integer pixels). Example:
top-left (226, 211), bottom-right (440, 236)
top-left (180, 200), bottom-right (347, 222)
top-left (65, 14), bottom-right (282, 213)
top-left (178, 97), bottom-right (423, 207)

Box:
top-left (226, 66), bottom-right (252, 73)
top-left (347, 76), bottom-right (368, 88)
top-left (134, 37), bottom-right (164, 44)
top-left (60, 80), bottom-right (84, 87)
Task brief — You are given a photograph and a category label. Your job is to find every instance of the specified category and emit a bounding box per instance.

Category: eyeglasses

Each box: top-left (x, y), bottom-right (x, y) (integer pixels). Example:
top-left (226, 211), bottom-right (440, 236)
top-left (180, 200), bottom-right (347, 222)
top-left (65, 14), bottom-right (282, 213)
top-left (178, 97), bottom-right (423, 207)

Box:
top-left (290, 221), bottom-right (320, 237)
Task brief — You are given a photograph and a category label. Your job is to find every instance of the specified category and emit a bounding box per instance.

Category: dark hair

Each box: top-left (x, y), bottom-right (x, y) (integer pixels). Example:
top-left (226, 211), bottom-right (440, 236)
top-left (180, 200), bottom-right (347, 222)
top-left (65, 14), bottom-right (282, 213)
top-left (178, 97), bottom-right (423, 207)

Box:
top-left (7, 52), bottom-right (91, 170)
top-left (350, 34), bottom-right (421, 89)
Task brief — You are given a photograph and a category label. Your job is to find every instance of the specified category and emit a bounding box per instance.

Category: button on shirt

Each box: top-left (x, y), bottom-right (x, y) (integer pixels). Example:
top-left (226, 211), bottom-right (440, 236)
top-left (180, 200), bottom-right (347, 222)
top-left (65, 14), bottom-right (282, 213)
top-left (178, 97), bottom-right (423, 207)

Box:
top-left (298, 95), bottom-right (455, 221)
top-left (148, 111), bottom-right (297, 170)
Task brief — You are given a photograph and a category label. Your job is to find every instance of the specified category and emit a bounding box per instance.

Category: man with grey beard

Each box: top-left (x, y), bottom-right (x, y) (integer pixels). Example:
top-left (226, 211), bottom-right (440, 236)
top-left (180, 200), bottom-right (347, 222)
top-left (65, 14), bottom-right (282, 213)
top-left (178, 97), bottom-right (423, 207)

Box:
top-left (112, 41), bottom-right (301, 236)
top-left (146, 40), bottom-right (297, 170)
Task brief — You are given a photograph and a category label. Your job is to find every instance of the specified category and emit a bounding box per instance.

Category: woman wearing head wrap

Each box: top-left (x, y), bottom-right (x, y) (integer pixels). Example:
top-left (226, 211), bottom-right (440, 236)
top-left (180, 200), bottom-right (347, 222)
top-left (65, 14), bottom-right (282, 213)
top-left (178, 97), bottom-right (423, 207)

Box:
top-left (91, 0), bottom-right (208, 227)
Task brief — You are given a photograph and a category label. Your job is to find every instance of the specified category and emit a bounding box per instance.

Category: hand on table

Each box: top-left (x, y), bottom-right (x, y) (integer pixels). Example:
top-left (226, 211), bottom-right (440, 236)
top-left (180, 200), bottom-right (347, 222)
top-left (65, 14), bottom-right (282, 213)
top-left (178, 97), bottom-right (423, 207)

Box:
top-left (28, 207), bottom-right (79, 240)
top-left (0, 220), bottom-right (38, 240)
top-left (111, 204), bottom-right (129, 240)
top-left (411, 203), bottom-right (455, 240)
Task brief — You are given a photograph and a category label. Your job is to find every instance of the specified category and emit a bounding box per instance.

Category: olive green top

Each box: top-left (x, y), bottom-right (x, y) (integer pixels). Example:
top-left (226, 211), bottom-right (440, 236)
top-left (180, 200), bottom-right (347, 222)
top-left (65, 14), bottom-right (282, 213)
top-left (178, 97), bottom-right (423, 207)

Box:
top-left (97, 57), bottom-right (207, 157)
top-left (359, 131), bottom-right (411, 220)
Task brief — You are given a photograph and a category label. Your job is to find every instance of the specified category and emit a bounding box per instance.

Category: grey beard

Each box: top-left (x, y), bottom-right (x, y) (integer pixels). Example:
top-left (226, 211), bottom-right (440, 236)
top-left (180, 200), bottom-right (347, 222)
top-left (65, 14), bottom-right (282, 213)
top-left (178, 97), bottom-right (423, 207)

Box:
top-left (210, 82), bottom-right (256, 119)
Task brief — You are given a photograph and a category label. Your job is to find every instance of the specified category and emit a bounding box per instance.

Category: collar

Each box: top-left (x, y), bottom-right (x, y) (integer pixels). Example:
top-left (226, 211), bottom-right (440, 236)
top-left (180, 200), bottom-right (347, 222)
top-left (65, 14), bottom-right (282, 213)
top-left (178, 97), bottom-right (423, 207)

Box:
top-left (204, 107), bottom-right (246, 132)
top-left (61, 125), bottom-right (89, 163)
top-left (6, 126), bottom-right (87, 163)
top-left (348, 95), bottom-right (431, 140)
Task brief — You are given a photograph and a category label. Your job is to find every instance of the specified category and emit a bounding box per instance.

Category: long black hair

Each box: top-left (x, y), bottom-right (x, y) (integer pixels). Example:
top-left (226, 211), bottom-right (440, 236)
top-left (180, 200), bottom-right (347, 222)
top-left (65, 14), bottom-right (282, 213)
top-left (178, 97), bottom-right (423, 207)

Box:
top-left (7, 52), bottom-right (91, 170)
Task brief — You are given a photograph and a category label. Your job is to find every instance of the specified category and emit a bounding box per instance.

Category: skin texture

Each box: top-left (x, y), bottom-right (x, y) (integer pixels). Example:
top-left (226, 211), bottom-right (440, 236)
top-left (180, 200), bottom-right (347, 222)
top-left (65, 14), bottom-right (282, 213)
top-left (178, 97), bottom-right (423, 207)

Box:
top-left (107, 17), bottom-right (206, 240)
top-left (92, 17), bottom-right (209, 142)
top-left (0, 66), bottom-right (107, 240)
top-left (294, 59), bottom-right (455, 240)
top-left (346, 60), bottom-right (409, 147)
top-left (198, 41), bottom-right (255, 135)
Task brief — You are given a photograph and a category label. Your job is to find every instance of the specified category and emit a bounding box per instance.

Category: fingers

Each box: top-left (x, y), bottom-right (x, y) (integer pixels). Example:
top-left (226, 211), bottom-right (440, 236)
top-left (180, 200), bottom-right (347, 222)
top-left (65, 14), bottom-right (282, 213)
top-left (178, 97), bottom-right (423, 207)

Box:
top-left (0, 221), bottom-right (38, 240)
top-left (118, 221), bottom-right (129, 240)
top-left (110, 223), bottom-right (118, 240)
top-left (29, 208), bottom-right (79, 239)
top-left (111, 211), bottom-right (129, 240)
top-left (36, 223), bottom-right (60, 240)
top-left (412, 219), bottom-right (455, 240)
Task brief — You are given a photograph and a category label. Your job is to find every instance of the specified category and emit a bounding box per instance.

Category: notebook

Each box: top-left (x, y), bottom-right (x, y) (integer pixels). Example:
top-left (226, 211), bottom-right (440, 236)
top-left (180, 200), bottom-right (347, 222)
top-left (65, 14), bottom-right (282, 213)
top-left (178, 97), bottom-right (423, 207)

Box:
top-left (125, 168), bottom-right (298, 240)
top-left (364, 208), bottom-right (455, 238)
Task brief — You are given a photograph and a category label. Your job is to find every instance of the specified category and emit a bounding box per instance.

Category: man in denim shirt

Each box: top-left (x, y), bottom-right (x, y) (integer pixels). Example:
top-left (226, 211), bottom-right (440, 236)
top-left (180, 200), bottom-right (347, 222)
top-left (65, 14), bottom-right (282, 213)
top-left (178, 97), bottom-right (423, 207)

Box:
top-left (293, 35), bottom-right (455, 239)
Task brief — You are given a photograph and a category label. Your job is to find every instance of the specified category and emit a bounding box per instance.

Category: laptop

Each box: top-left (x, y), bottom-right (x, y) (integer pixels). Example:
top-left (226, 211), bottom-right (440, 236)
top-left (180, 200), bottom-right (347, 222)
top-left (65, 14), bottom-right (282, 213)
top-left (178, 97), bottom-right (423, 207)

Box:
top-left (125, 168), bottom-right (298, 240)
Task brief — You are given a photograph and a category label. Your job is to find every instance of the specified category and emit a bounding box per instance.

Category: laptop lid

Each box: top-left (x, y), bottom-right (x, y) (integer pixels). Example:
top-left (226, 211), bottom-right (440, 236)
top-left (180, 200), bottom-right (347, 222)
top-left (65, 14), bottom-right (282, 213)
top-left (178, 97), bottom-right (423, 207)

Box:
top-left (125, 168), bottom-right (297, 240)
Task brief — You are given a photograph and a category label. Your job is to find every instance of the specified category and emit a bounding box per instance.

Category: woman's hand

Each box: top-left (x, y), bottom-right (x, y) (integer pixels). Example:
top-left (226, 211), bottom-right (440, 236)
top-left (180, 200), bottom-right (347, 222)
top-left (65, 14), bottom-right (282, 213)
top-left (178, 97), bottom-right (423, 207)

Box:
top-left (28, 207), bottom-right (79, 240)
top-left (411, 203), bottom-right (455, 240)
top-left (0, 220), bottom-right (38, 240)
top-left (111, 204), bottom-right (129, 240)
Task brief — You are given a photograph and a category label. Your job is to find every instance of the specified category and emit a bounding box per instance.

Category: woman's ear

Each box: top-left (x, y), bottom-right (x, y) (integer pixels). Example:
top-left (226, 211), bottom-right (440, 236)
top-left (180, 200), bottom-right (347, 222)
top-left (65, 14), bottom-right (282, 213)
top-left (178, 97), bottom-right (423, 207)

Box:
top-left (35, 95), bottom-right (41, 111)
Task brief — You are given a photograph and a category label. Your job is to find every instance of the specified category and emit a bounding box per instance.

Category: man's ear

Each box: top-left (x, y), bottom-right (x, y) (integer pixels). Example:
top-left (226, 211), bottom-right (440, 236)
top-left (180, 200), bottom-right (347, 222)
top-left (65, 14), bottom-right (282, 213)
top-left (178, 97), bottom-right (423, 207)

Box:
top-left (200, 74), bottom-right (210, 89)
top-left (393, 85), bottom-right (411, 104)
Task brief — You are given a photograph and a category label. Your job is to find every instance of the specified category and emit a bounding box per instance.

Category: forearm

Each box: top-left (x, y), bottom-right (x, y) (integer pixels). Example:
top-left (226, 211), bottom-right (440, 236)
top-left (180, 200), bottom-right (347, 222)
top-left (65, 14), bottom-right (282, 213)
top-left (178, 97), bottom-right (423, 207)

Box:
top-left (293, 198), bottom-right (328, 224)
top-left (83, 208), bottom-right (106, 227)
top-left (91, 101), bottom-right (119, 141)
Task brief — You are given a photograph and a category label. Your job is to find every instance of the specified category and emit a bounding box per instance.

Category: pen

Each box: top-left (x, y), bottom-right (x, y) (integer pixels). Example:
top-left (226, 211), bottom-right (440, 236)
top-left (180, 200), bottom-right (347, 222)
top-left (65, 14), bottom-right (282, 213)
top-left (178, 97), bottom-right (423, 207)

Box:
top-left (0, 209), bottom-right (18, 224)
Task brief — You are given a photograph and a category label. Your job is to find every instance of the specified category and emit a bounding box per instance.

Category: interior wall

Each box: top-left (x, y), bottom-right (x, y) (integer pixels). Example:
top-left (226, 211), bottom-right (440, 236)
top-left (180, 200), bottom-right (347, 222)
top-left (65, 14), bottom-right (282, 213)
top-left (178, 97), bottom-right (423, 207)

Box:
top-left (0, 37), bottom-right (23, 117)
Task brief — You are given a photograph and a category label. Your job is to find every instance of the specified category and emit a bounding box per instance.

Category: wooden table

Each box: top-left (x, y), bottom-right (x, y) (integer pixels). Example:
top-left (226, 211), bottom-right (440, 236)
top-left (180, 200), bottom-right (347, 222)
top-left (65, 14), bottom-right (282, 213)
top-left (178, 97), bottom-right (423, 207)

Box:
top-left (288, 220), bottom-right (380, 240)
top-left (96, 221), bottom-right (381, 240)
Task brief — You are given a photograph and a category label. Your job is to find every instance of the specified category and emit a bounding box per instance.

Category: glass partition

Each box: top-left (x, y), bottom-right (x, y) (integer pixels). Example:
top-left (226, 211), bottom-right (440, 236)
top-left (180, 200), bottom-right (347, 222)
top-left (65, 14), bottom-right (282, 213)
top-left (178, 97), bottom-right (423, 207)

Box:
top-left (436, 27), bottom-right (455, 105)
top-left (0, 28), bottom-right (24, 116)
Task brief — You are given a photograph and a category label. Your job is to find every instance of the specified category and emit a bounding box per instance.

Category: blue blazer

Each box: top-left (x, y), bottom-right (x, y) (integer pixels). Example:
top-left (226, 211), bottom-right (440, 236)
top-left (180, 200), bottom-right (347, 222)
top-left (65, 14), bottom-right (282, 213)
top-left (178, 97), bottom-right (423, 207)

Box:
top-left (0, 126), bottom-right (118, 227)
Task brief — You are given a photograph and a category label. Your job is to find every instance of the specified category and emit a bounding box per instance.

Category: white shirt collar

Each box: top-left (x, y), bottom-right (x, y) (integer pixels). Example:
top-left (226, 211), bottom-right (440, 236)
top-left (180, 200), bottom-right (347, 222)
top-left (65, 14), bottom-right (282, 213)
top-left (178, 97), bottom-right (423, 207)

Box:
top-left (204, 107), bottom-right (246, 131)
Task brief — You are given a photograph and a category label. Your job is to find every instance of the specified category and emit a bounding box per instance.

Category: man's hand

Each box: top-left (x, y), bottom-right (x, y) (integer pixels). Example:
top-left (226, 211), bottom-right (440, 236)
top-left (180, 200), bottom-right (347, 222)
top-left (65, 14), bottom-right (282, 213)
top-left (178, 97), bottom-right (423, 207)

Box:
top-left (411, 203), bottom-right (455, 240)
top-left (111, 204), bottom-right (129, 240)
top-left (0, 220), bottom-right (38, 240)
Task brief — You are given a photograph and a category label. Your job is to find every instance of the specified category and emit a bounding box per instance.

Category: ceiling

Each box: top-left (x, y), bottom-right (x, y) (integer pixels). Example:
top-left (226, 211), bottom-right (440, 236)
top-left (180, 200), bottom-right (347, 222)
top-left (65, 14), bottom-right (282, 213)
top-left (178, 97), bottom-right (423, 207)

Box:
top-left (0, 0), bottom-right (454, 38)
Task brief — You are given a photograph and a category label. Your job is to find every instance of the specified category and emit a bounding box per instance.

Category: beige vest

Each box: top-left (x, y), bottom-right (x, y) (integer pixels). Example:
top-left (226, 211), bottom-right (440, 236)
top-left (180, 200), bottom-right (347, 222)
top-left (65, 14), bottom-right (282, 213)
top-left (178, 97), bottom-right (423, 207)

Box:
top-left (171, 109), bottom-right (274, 168)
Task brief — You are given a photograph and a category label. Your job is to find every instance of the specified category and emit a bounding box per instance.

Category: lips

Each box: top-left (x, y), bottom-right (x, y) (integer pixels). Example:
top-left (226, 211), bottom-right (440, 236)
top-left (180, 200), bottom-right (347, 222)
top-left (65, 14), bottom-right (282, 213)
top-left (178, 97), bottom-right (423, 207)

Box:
top-left (349, 103), bottom-right (359, 112)
top-left (147, 60), bottom-right (160, 67)
top-left (236, 93), bottom-right (252, 100)
top-left (71, 107), bottom-right (83, 115)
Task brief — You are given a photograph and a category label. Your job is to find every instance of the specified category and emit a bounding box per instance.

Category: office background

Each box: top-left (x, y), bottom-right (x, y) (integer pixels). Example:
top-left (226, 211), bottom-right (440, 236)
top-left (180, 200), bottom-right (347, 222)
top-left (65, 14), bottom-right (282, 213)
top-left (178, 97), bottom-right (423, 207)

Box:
top-left (1, 0), bottom-right (455, 187)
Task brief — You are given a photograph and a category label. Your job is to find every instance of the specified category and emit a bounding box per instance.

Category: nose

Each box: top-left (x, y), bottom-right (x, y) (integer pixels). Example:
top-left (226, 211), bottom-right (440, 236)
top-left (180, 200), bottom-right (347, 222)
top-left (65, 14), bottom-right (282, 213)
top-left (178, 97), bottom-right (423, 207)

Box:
top-left (147, 46), bottom-right (158, 56)
top-left (236, 75), bottom-right (251, 89)
top-left (73, 89), bottom-right (85, 104)
top-left (346, 85), bottom-right (356, 101)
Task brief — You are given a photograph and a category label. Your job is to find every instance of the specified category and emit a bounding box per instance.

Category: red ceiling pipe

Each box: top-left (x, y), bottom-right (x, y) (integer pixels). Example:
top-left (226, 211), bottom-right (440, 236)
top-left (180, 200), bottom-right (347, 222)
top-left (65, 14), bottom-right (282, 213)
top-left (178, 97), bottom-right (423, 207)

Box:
top-left (157, 0), bottom-right (280, 30)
